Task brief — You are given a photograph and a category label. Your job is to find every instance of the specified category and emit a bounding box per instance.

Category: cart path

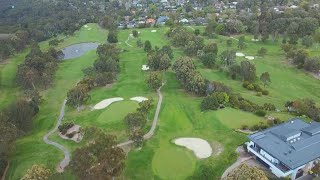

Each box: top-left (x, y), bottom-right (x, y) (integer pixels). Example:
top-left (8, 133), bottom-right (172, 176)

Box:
top-left (43, 99), bottom-right (70, 172)
top-left (117, 84), bottom-right (164, 147)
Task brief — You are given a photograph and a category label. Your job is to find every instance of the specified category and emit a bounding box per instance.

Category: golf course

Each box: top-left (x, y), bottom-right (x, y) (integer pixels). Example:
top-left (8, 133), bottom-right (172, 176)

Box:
top-left (2, 23), bottom-right (320, 179)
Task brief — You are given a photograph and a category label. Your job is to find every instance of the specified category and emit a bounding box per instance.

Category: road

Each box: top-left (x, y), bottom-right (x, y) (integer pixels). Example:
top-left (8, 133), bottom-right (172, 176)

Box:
top-left (43, 99), bottom-right (70, 172)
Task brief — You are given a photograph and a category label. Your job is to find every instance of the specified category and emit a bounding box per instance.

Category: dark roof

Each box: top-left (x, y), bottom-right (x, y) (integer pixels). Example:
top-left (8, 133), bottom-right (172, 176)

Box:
top-left (248, 119), bottom-right (320, 170)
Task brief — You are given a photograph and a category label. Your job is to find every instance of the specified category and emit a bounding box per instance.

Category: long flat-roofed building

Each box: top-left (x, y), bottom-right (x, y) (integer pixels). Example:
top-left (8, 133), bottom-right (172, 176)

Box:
top-left (247, 119), bottom-right (320, 179)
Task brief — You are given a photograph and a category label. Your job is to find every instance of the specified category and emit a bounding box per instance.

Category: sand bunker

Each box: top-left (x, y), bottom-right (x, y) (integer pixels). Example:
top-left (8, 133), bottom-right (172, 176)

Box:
top-left (84, 25), bottom-right (88, 28)
top-left (142, 65), bottom-right (150, 71)
top-left (59, 125), bottom-right (83, 143)
top-left (236, 52), bottom-right (245, 57)
top-left (245, 56), bottom-right (255, 60)
top-left (174, 138), bottom-right (212, 159)
top-left (130, 96), bottom-right (148, 103)
top-left (151, 30), bottom-right (157, 32)
top-left (93, 97), bottom-right (124, 110)
top-left (251, 39), bottom-right (259, 42)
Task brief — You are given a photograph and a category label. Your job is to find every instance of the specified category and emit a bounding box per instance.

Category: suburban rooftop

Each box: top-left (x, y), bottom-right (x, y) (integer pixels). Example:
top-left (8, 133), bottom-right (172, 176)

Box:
top-left (248, 119), bottom-right (320, 170)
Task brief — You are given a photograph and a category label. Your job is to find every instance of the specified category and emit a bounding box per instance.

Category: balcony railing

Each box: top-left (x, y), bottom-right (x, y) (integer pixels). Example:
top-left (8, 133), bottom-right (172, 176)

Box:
top-left (249, 145), bottom-right (290, 173)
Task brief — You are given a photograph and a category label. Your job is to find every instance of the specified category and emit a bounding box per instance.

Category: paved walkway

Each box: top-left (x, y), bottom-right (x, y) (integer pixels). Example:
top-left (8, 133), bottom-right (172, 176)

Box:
top-left (221, 146), bottom-right (253, 179)
top-left (117, 84), bottom-right (164, 147)
top-left (43, 99), bottom-right (70, 172)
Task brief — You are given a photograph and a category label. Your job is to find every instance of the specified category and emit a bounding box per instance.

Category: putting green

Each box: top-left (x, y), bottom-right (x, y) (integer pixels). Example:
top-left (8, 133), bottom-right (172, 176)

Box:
top-left (214, 108), bottom-right (264, 129)
top-left (96, 100), bottom-right (139, 123)
top-left (152, 147), bottom-right (196, 179)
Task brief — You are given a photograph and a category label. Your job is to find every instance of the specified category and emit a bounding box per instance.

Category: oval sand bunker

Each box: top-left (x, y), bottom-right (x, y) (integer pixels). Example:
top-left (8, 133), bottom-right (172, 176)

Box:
top-left (62, 42), bottom-right (99, 60)
top-left (174, 138), bottom-right (212, 159)
top-left (130, 96), bottom-right (148, 102)
top-left (93, 97), bottom-right (124, 110)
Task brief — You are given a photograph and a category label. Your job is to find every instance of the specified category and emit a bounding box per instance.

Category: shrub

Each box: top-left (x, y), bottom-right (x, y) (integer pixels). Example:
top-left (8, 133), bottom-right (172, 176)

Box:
top-left (253, 84), bottom-right (263, 92)
top-left (262, 89), bottom-right (269, 95)
top-left (263, 103), bottom-right (276, 111)
top-left (201, 96), bottom-right (220, 111)
top-left (242, 81), bottom-right (250, 88)
top-left (255, 110), bottom-right (267, 117)
top-left (247, 84), bottom-right (255, 91)
top-left (66, 131), bottom-right (76, 138)
top-left (241, 124), bottom-right (249, 130)
top-left (256, 92), bottom-right (262, 96)
top-left (58, 122), bottom-right (74, 135)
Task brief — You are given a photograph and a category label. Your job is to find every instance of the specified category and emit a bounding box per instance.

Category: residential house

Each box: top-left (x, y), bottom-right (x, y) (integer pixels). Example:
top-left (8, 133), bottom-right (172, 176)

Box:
top-left (146, 18), bottom-right (156, 25)
top-left (157, 16), bottom-right (169, 25)
top-left (247, 119), bottom-right (320, 179)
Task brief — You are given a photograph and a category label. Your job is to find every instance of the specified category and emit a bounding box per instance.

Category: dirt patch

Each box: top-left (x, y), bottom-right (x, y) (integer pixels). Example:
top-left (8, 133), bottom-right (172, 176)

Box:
top-left (58, 124), bottom-right (83, 143)
top-left (211, 141), bottom-right (223, 156)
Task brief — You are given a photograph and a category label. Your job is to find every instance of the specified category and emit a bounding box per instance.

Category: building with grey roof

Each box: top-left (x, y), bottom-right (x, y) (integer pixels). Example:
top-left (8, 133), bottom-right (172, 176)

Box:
top-left (247, 119), bottom-right (320, 179)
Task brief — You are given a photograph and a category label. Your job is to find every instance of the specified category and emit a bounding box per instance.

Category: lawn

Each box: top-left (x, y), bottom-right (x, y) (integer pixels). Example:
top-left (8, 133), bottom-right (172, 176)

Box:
top-left (214, 108), bottom-right (264, 129)
top-left (2, 24), bottom-right (320, 180)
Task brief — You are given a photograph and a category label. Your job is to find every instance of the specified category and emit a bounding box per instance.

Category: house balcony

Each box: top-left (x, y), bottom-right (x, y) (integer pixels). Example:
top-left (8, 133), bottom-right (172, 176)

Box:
top-left (248, 145), bottom-right (292, 177)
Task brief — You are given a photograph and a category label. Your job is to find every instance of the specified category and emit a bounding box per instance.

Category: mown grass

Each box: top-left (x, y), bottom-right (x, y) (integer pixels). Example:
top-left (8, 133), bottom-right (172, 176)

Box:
top-left (2, 24), bottom-right (320, 180)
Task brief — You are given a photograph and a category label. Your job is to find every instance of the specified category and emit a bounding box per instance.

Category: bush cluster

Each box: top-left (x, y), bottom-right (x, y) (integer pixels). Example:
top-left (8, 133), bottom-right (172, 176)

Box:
top-left (58, 122), bottom-right (74, 135)
top-left (242, 81), bottom-right (269, 95)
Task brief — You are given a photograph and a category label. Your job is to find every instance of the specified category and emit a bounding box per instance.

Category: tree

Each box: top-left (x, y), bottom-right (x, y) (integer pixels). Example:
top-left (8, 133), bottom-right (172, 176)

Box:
top-left (144, 40), bottom-right (152, 52)
top-left (172, 57), bottom-right (196, 85)
top-left (200, 53), bottom-right (216, 68)
top-left (5, 99), bottom-right (37, 132)
top-left (66, 84), bottom-right (90, 111)
top-left (225, 164), bottom-right (268, 180)
top-left (304, 57), bottom-right (320, 73)
top-left (21, 165), bottom-right (51, 180)
top-left (194, 29), bottom-right (200, 36)
top-left (302, 35), bottom-right (313, 48)
top-left (257, 47), bottom-right (267, 57)
top-left (137, 100), bottom-right (154, 116)
top-left (260, 72), bottom-right (271, 87)
top-left (215, 24), bottom-right (226, 35)
top-left (240, 61), bottom-right (256, 82)
top-left (226, 39), bottom-right (233, 47)
top-left (132, 30), bottom-right (138, 38)
top-left (107, 31), bottom-right (118, 43)
top-left (160, 45), bottom-right (174, 59)
top-left (96, 44), bottom-right (120, 61)
top-left (201, 95), bottom-right (220, 111)
top-left (203, 43), bottom-right (218, 55)
top-left (238, 36), bottom-right (246, 50)
top-left (124, 112), bottom-right (146, 133)
top-left (220, 50), bottom-right (236, 67)
top-left (70, 128), bottom-right (125, 180)
top-left (292, 49), bottom-right (308, 68)
top-left (184, 37), bottom-right (204, 56)
top-left (146, 72), bottom-right (163, 91)
top-left (136, 38), bottom-right (143, 48)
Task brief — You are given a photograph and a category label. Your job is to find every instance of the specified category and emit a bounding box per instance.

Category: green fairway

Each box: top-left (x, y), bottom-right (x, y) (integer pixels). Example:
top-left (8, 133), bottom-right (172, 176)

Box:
top-left (152, 146), bottom-right (196, 179)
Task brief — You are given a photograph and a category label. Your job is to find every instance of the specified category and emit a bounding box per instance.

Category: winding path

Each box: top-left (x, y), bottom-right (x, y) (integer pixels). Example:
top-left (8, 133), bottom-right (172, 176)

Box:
top-left (45, 84), bottom-right (164, 171)
top-left (221, 146), bottom-right (252, 178)
top-left (117, 84), bottom-right (164, 147)
top-left (125, 34), bottom-right (133, 47)
top-left (43, 99), bottom-right (70, 172)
